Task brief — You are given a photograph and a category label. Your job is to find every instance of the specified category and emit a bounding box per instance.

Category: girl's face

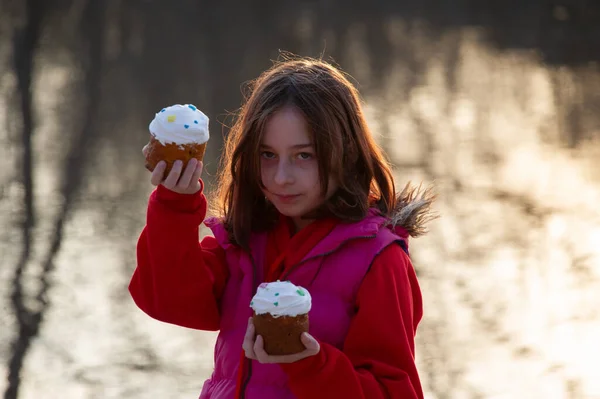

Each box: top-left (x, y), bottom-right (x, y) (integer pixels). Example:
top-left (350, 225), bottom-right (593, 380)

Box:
top-left (260, 106), bottom-right (337, 231)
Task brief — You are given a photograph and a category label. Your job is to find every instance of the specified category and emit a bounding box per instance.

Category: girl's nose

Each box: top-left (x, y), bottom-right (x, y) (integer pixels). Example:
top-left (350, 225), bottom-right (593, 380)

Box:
top-left (274, 160), bottom-right (294, 185)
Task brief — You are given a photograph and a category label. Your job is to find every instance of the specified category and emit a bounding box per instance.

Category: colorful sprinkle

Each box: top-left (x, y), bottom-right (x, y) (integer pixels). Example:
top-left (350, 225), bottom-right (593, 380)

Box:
top-left (275, 293), bottom-right (279, 296)
top-left (296, 289), bottom-right (305, 296)
top-left (250, 301), bottom-right (254, 306)
top-left (167, 115), bottom-right (176, 122)
top-left (160, 108), bottom-right (166, 112)
top-left (188, 104), bottom-right (197, 111)
top-left (274, 302), bottom-right (279, 306)
top-left (194, 120), bottom-right (199, 124)
top-left (184, 124), bottom-right (190, 129)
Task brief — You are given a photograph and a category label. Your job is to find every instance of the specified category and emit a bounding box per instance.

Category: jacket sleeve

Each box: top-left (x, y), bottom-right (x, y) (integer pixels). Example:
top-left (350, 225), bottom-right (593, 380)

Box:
top-left (280, 243), bottom-right (424, 399)
top-left (129, 181), bottom-right (229, 331)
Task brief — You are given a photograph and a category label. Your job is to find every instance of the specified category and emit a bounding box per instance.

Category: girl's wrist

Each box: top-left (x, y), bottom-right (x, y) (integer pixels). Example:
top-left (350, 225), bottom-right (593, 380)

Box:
top-left (155, 180), bottom-right (205, 212)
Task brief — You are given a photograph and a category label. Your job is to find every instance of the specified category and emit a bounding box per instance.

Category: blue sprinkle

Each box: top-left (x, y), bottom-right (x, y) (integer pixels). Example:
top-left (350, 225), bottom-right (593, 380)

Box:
top-left (188, 104), bottom-right (197, 111)
top-left (160, 108), bottom-right (166, 112)
top-left (184, 124), bottom-right (190, 129)
top-left (275, 293), bottom-right (280, 296)
top-left (194, 120), bottom-right (199, 124)
top-left (274, 302), bottom-right (279, 306)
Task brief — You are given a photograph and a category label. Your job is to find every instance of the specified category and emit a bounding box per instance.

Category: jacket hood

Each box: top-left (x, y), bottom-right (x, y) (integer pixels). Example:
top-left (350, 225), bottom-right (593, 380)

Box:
top-left (385, 182), bottom-right (438, 239)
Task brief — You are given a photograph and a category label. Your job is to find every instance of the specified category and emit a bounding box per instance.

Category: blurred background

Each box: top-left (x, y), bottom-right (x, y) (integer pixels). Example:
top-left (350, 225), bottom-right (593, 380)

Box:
top-left (1, 0), bottom-right (600, 398)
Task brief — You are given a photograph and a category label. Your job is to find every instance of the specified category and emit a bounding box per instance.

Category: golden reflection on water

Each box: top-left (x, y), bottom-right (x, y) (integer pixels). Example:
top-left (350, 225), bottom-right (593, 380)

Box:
top-left (1, 18), bottom-right (599, 399)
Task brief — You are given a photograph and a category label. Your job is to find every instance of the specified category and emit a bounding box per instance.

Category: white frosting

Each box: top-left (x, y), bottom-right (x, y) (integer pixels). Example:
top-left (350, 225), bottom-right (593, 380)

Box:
top-left (250, 281), bottom-right (311, 317)
top-left (149, 104), bottom-right (209, 145)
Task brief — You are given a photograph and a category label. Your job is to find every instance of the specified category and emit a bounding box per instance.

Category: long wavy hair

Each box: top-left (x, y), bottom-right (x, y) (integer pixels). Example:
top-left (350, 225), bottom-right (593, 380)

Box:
top-left (212, 56), bottom-right (401, 248)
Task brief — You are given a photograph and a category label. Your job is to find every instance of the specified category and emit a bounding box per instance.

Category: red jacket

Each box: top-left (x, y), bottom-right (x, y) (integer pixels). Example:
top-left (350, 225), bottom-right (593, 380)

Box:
top-left (130, 184), bottom-right (424, 398)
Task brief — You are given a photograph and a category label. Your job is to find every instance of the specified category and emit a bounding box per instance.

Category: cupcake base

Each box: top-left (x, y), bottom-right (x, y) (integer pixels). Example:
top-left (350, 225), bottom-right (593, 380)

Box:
top-left (144, 136), bottom-right (207, 176)
top-left (252, 312), bottom-right (309, 356)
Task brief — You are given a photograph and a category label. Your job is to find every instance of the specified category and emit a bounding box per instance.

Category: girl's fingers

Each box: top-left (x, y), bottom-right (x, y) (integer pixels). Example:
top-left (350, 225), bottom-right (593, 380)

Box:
top-left (150, 161), bottom-right (166, 186)
top-left (162, 160), bottom-right (183, 189)
top-left (192, 161), bottom-right (203, 181)
top-left (177, 158), bottom-right (198, 189)
top-left (242, 318), bottom-right (257, 359)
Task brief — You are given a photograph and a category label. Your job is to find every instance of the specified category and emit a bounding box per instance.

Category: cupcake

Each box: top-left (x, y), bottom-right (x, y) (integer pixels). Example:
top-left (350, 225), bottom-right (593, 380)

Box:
top-left (144, 104), bottom-right (209, 176)
top-left (250, 281), bottom-right (312, 356)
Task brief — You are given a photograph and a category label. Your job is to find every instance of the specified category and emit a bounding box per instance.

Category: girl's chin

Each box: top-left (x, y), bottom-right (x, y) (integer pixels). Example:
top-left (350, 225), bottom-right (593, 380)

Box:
top-left (272, 204), bottom-right (303, 217)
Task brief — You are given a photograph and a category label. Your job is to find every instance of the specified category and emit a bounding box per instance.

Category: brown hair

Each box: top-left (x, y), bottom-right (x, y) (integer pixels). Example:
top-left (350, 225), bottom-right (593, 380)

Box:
top-left (213, 56), bottom-right (398, 248)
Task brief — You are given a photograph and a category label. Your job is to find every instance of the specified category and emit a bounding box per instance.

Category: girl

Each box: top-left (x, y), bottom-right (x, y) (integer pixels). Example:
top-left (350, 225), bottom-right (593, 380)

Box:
top-left (130, 56), bottom-right (436, 399)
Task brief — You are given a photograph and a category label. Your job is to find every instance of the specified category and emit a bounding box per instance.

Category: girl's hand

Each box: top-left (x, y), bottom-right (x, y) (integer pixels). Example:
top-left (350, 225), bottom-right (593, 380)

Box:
top-left (242, 317), bottom-right (320, 364)
top-left (150, 158), bottom-right (204, 195)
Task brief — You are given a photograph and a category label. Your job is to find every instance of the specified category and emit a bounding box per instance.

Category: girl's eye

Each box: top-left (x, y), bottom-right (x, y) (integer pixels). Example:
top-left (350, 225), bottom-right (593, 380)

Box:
top-left (297, 152), bottom-right (313, 160)
top-left (261, 151), bottom-right (276, 159)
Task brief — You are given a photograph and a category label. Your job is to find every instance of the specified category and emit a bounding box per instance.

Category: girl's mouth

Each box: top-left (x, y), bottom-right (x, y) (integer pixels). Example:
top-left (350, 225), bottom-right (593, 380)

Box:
top-left (275, 194), bottom-right (301, 203)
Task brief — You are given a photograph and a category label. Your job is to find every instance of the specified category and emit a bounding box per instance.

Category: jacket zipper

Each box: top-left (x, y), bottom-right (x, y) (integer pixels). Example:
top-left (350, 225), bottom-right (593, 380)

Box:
top-left (239, 251), bottom-right (259, 399)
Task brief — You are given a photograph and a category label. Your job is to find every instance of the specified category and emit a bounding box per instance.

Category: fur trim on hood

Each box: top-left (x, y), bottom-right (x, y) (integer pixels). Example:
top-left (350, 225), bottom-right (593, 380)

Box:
top-left (387, 182), bottom-right (438, 237)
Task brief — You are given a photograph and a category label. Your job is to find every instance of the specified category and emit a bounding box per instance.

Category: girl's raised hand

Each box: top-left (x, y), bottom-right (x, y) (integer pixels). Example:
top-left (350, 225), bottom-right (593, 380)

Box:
top-left (150, 158), bottom-right (204, 195)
